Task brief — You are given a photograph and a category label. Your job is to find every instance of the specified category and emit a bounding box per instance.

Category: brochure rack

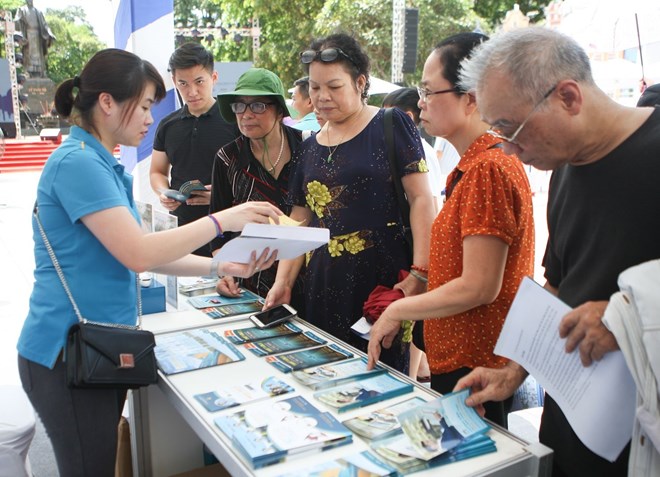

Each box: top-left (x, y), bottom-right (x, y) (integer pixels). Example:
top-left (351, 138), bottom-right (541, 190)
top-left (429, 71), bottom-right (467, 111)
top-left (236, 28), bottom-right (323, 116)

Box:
top-left (129, 307), bottom-right (552, 477)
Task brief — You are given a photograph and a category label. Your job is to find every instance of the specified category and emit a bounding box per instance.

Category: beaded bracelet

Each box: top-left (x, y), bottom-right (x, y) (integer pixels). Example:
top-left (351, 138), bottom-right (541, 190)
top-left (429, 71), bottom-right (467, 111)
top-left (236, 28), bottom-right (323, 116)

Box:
top-left (208, 214), bottom-right (224, 238)
top-left (410, 269), bottom-right (428, 283)
top-left (411, 264), bottom-right (429, 274)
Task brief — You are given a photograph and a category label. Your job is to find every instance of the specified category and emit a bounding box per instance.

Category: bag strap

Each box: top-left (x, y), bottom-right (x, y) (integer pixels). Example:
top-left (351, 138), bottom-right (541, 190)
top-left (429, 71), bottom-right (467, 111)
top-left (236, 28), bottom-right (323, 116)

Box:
top-left (33, 203), bottom-right (142, 329)
top-left (384, 108), bottom-right (412, 233)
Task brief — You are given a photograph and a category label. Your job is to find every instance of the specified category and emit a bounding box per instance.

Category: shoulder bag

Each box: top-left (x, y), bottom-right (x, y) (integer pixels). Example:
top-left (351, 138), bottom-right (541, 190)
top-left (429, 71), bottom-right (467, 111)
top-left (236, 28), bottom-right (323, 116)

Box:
top-left (34, 205), bottom-right (158, 389)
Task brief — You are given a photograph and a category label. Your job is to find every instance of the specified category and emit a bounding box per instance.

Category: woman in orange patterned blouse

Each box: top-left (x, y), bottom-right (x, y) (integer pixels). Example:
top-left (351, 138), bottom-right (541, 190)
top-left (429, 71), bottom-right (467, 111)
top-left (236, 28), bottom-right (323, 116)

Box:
top-left (367, 32), bottom-right (535, 427)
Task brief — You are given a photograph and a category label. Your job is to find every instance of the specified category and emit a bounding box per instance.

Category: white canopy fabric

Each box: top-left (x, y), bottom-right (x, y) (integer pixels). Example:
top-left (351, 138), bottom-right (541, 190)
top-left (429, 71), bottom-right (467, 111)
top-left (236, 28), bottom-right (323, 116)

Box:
top-left (287, 76), bottom-right (403, 96)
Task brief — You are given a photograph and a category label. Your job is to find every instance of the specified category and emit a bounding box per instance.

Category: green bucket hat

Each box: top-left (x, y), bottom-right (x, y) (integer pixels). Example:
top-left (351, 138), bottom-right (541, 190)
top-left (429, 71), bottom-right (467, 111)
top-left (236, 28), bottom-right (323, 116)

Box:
top-left (217, 68), bottom-right (289, 123)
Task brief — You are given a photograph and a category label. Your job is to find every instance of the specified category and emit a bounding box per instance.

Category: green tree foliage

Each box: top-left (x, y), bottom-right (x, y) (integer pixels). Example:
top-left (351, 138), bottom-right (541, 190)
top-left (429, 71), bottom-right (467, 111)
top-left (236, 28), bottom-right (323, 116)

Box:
top-left (43, 7), bottom-right (105, 85)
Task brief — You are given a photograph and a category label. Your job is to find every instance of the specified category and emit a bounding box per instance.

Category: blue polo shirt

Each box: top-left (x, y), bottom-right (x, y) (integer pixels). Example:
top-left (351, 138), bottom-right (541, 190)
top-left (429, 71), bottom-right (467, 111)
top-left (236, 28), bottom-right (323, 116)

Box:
top-left (17, 126), bottom-right (141, 369)
top-left (290, 112), bottom-right (321, 132)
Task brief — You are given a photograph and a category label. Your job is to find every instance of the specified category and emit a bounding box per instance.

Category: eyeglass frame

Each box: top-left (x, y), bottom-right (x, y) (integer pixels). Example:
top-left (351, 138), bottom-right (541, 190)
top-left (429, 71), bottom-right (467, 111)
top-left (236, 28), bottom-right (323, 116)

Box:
top-left (230, 101), bottom-right (274, 115)
top-left (416, 85), bottom-right (461, 102)
top-left (487, 84), bottom-right (557, 145)
top-left (300, 48), bottom-right (357, 67)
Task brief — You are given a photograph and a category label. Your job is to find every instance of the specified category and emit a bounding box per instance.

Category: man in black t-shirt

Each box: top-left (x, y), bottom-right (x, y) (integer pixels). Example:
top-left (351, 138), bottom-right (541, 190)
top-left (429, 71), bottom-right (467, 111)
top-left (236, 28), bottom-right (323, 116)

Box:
top-left (454, 28), bottom-right (660, 476)
top-left (151, 43), bottom-right (239, 256)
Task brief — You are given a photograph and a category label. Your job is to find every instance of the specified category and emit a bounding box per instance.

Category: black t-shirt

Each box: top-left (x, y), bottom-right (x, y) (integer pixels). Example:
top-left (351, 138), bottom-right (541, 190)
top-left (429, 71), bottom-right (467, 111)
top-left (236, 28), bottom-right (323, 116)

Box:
top-left (541, 107), bottom-right (660, 476)
top-left (153, 100), bottom-right (239, 227)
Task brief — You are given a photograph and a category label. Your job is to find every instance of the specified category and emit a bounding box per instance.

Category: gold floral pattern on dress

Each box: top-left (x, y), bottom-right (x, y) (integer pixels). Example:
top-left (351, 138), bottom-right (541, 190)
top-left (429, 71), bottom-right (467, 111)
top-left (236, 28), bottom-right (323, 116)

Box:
top-left (327, 231), bottom-right (369, 257)
top-left (306, 181), bottom-right (331, 218)
top-left (417, 158), bottom-right (429, 173)
top-left (403, 159), bottom-right (430, 175)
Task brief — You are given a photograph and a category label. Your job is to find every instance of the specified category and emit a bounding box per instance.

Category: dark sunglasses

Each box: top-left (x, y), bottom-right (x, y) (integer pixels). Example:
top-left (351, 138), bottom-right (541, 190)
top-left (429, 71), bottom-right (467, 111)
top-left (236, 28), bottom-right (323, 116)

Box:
top-left (300, 48), bottom-right (356, 66)
top-left (230, 101), bottom-right (273, 114)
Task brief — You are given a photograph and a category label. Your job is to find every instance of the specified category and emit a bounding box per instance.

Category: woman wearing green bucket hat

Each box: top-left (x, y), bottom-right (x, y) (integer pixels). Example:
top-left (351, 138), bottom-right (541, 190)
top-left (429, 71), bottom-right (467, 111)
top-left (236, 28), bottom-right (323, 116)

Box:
top-left (209, 68), bottom-right (306, 311)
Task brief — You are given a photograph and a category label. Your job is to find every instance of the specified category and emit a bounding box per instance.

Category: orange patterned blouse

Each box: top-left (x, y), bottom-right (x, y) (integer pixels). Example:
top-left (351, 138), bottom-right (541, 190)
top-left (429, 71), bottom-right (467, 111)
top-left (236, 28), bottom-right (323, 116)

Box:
top-left (424, 133), bottom-right (535, 374)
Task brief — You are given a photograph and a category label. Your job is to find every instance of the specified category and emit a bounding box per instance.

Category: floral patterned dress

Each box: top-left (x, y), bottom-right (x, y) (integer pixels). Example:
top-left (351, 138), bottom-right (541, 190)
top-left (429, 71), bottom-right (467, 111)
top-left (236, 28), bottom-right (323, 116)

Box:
top-left (287, 108), bottom-right (428, 372)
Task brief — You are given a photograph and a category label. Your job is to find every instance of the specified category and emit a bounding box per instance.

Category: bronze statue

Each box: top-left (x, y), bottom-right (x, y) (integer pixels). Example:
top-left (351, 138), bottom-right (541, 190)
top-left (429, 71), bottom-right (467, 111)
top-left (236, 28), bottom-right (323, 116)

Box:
top-left (15, 0), bottom-right (55, 78)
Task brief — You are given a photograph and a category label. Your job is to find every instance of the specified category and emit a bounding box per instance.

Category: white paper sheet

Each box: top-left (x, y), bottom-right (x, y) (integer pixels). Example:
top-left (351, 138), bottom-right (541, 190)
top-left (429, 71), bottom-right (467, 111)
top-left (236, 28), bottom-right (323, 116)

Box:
top-left (212, 224), bottom-right (329, 264)
top-left (495, 277), bottom-right (636, 462)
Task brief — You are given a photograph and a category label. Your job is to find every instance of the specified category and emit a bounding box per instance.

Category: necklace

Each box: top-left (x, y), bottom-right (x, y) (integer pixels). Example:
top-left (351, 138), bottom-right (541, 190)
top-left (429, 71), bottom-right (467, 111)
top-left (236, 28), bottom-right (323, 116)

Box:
top-left (249, 127), bottom-right (285, 174)
top-left (325, 105), bottom-right (365, 163)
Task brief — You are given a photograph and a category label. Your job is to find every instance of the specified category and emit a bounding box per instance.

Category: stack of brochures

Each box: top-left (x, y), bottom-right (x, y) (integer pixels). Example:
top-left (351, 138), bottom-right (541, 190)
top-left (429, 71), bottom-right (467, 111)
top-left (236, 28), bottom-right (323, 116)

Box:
top-left (154, 327), bottom-right (245, 375)
top-left (194, 376), bottom-right (294, 412)
top-left (265, 343), bottom-right (353, 373)
top-left (291, 357), bottom-right (387, 390)
top-left (224, 322), bottom-right (304, 344)
top-left (314, 373), bottom-right (413, 413)
top-left (342, 396), bottom-right (427, 440)
top-left (370, 388), bottom-right (496, 473)
top-left (187, 289), bottom-right (262, 309)
top-left (244, 331), bottom-right (327, 356)
top-left (214, 395), bottom-right (353, 468)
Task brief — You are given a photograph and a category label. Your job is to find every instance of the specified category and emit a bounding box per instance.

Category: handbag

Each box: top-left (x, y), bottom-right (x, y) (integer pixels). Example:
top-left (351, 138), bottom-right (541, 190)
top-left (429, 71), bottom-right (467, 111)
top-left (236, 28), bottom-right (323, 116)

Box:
top-left (33, 205), bottom-right (158, 389)
top-left (384, 108), bottom-right (413, 262)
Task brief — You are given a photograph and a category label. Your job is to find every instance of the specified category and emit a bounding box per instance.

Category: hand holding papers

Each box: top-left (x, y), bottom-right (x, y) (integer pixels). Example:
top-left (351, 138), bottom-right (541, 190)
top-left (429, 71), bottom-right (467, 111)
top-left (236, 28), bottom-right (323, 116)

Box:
top-left (495, 277), bottom-right (636, 461)
top-left (212, 223), bottom-right (329, 265)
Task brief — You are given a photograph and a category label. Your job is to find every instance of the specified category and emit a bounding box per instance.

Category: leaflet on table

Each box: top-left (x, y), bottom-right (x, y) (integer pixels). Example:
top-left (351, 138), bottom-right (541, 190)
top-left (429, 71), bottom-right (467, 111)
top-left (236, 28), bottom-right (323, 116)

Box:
top-left (343, 396), bottom-right (427, 440)
top-left (371, 432), bottom-right (497, 474)
top-left (244, 331), bottom-right (326, 356)
top-left (275, 450), bottom-right (397, 477)
top-left (187, 289), bottom-right (263, 309)
top-left (154, 327), bottom-right (245, 375)
top-left (214, 395), bottom-right (352, 468)
top-left (314, 373), bottom-right (413, 413)
top-left (395, 388), bottom-right (490, 461)
top-left (264, 343), bottom-right (354, 373)
top-left (211, 223), bottom-right (330, 264)
top-left (200, 301), bottom-right (263, 320)
top-left (494, 276), bottom-right (636, 462)
top-left (224, 322), bottom-right (303, 344)
top-left (193, 376), bottom-right (294, 412)
top-left (291, 356), bottom-right (387, 390)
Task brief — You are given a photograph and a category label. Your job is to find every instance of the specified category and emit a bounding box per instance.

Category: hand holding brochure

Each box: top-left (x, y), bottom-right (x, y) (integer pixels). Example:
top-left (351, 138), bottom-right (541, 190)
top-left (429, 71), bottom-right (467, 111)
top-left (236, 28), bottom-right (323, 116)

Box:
top-left (159, 179), bottom-right (207, 202)
top-left (211, 223), bottom-right (329, 264)
top-left (495, 277), bottom-right (635, 461)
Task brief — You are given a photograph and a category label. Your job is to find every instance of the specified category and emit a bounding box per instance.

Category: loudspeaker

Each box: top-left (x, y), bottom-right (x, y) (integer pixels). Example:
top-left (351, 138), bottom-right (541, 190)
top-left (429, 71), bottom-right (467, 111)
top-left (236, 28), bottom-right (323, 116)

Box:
top-left (40, 128), bottom-right (62, 144)
top-left (402, 8), bottom-right (419, 74)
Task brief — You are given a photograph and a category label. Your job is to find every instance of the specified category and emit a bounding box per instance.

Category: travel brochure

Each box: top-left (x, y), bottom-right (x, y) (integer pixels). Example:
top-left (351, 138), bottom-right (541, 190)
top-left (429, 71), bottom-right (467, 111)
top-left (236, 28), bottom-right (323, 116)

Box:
top-left (214, 395), bottom-right (353, 468)
top-left (314, 373), bottom-right (413, 413)
top-left (342, 396), bottom-right (427, 440)
top-left (275, 450), bottom-right (397, 477)
top-left (155, 327), bottom-right (245, 375)
top-left (224, 322), bottom-right (304, 344)
top-left (194, 376), bottom-right (294, 412)
top-left (291, 356), bottom-right (387, 390)
top-left (264, 343), bottom-right (354, 373)
top-left (200, 301), bottom-right (263, 320)
top-left (244, 331), bottom-right (326, 356)
top-left (187, 289), bottom-right (262, 309)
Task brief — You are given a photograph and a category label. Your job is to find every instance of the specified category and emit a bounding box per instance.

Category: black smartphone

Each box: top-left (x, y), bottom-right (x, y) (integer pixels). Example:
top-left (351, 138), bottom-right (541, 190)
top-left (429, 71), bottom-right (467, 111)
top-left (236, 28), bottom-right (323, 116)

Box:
top-left (249, 304), bottom-right (297, 328)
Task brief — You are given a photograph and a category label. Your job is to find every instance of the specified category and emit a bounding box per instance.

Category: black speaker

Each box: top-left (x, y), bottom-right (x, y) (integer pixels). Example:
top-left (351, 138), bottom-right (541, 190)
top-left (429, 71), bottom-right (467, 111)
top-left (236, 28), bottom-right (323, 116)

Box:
top-left (402, 8), bottom-right (419, 74)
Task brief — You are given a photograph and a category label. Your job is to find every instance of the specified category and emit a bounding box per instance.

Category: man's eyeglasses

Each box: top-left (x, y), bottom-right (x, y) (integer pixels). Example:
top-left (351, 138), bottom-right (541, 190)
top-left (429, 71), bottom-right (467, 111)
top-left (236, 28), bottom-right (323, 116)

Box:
top-left (417, 85), bottom-right (460, 102)
top-left (230, 101), bottom-right (273, 114)
top-left (487, 84), bottom-right (557, 145)
top-left (300, 48), bottom-right (356, 66)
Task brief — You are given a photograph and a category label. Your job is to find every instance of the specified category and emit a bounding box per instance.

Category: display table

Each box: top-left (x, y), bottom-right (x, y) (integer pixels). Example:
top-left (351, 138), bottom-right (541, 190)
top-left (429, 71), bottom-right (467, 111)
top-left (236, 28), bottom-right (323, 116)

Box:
top-left (129, 307), bottom-right (552, 477)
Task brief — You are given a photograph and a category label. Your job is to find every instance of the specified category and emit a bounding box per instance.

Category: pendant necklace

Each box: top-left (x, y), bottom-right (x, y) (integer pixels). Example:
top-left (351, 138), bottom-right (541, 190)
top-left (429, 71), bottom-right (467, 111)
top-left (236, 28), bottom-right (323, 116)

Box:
top-left (249, 128), bottom-right (285, 174)
top-left (326, 105), bottom-right (364, 163)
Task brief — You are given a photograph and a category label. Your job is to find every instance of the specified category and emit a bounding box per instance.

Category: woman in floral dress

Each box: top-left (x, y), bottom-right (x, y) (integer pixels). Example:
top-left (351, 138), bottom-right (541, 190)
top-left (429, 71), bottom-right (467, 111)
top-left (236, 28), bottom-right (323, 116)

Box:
top-left (265, 33), bottom-right (435, 372)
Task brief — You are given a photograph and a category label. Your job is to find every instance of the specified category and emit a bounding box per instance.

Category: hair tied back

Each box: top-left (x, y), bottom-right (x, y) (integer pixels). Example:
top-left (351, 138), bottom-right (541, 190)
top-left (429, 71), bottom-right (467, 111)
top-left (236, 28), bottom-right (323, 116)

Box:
top-left (72, 76), bottom-right (81, 88)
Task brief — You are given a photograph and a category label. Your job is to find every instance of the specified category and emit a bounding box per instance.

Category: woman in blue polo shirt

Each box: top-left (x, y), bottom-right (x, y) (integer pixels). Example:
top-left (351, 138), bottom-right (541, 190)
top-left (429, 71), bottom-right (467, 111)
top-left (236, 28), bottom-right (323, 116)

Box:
top-left (16, 49), bottom-right (280, 477)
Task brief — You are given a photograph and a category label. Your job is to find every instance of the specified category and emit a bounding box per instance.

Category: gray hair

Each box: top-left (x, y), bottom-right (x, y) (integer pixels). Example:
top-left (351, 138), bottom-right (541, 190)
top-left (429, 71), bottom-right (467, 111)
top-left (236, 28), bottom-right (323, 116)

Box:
top-left (459, 28), bottom-right (595, 105)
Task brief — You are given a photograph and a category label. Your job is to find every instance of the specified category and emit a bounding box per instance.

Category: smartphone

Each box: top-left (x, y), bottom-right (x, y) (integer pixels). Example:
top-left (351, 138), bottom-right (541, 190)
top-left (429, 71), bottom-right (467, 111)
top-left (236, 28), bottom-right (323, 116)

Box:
top-left (249, 304), bottom-right (297, 328)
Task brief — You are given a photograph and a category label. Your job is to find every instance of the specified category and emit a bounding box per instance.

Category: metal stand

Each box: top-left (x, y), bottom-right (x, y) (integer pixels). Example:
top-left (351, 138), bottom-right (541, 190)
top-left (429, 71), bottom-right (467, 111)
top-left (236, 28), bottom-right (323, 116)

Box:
top-left (2, 11), bottom-right (22, 139)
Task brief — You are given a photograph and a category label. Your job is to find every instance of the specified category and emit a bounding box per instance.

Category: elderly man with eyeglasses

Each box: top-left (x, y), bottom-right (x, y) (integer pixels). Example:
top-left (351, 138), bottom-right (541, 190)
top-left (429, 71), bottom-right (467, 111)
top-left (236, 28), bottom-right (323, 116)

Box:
top-left (455, 27), bottom-right (660, 477)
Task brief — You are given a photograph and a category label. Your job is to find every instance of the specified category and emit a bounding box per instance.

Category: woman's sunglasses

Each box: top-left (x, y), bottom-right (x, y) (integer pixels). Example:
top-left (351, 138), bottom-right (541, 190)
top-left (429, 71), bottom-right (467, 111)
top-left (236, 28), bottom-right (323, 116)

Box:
top-left (300, 48), bottom-right (356, 66)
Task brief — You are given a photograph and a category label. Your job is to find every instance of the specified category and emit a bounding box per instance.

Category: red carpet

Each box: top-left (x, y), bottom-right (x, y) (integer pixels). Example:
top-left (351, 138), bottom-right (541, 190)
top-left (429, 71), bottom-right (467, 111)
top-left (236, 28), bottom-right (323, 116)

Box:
top-left (0, 138), bottom-right (59, 173)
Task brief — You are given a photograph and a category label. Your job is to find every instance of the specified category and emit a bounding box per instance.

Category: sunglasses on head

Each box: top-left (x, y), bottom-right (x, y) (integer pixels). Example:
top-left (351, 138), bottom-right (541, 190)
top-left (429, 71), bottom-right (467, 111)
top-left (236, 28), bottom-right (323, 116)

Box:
top-left (300, 48), bottom-right (356, 66)
top-left (230, 101), bottom-right (273, 114)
